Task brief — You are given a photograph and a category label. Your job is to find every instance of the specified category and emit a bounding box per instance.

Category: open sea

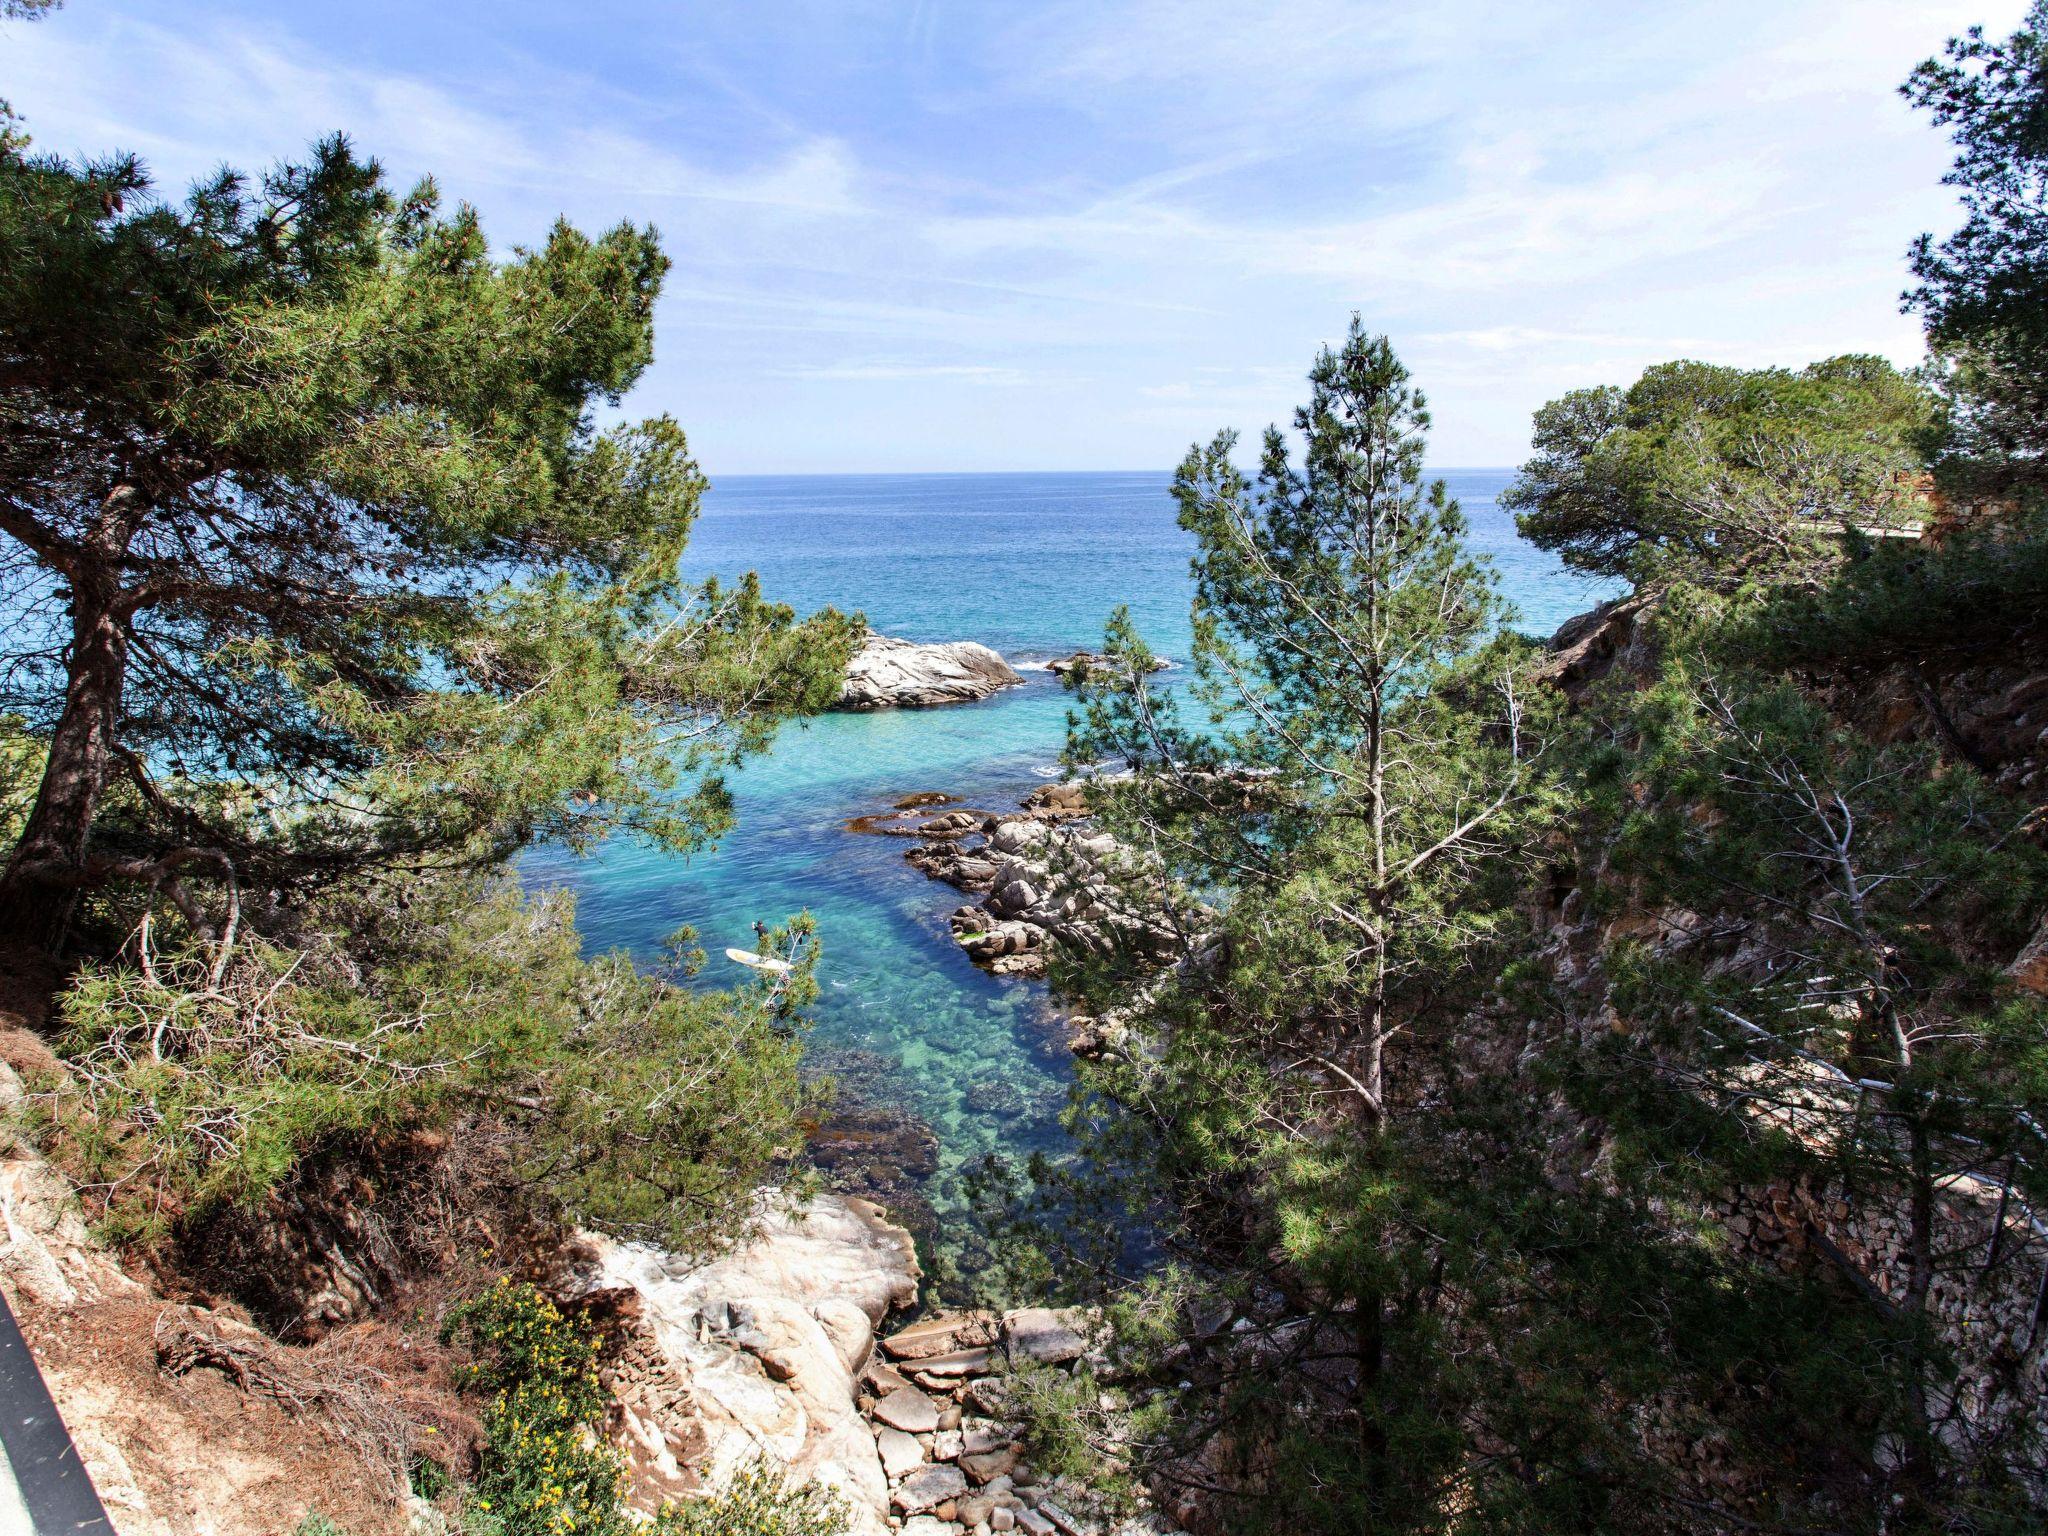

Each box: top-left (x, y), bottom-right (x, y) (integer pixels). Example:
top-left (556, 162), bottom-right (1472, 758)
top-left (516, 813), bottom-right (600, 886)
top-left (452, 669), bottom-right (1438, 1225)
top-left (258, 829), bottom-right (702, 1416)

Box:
top-left (521, 470), bottom-right (1613, 1256)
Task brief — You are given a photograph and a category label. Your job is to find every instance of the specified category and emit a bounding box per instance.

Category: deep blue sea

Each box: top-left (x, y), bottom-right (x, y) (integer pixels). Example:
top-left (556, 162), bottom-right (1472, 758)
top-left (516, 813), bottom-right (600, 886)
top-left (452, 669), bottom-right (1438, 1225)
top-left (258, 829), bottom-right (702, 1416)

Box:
top-left (522, 470), bottom-right (1613, 1242)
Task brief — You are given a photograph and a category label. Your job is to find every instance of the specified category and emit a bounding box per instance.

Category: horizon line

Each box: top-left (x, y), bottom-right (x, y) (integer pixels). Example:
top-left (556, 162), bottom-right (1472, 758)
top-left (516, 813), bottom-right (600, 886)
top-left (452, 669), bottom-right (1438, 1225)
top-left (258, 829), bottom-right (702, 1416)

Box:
top-left (701, 465), bottom-right (1522, 479)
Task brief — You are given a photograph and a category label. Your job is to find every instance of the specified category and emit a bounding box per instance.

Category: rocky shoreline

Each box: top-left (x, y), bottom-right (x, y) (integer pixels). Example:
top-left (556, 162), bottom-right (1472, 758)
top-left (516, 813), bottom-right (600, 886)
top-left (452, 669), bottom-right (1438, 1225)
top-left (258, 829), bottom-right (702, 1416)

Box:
top-left (584, 1193), bottom-right (1182, 1536)
top-left (850, 783), bottom-right (1184, 981)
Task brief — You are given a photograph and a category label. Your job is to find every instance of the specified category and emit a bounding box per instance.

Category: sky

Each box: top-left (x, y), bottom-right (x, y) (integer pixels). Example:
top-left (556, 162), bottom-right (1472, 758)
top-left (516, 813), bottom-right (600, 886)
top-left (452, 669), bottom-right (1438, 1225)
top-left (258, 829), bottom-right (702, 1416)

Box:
top-left (1, 0), bottom-right (2031, 473)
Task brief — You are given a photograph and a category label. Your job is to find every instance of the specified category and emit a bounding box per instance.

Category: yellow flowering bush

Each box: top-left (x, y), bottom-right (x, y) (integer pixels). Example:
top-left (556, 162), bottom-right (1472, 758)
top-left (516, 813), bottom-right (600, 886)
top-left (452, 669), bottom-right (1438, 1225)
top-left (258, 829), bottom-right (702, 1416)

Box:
top-left (445, 1280), bottom-right (623, 1535)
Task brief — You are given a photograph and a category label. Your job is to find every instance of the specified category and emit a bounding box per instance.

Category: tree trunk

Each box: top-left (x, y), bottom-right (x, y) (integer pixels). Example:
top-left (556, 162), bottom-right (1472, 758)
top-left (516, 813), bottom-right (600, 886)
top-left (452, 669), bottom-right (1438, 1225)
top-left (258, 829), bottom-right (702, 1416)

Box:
top-left (1356, 1284), bottom-right (1388, 1496)
top-left (0, 578), bottom-right (130, 949)
top-left (1892, 1113), bottom-right (1942, 1509)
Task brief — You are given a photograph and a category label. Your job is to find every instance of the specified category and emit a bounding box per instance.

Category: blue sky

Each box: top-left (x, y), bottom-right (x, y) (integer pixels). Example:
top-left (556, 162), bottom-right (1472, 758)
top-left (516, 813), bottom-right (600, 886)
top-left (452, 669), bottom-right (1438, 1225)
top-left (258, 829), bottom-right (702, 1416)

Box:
top-left (3, 1), bottom-right (2027, 472)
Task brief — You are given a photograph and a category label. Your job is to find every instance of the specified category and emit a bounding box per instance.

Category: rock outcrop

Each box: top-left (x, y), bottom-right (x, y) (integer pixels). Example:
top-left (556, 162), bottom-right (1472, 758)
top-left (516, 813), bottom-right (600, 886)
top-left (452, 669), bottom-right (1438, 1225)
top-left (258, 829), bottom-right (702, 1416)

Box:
top-left (580, 1193), bottom-right (920, 1535)
top-left (1044, 652), bottom-right (1169, 683)
top-left (856, 1306), bottom-right (1187, 1536)
top-left (839, 634), bottom-right (1025, 711)
top-left (582, 1194), bottom-right (1180, 1536)
top-left (893, 787), bottom-right (1186, 979)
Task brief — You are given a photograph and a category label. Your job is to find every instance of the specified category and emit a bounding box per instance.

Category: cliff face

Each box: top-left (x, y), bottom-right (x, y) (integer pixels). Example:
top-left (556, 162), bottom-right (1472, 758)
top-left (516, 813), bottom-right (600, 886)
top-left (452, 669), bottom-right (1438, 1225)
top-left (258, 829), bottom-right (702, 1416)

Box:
top-left (0, 1045), bottom-right (413, 1535)
top-left (1529, 592), bottom-right (2048, 1492)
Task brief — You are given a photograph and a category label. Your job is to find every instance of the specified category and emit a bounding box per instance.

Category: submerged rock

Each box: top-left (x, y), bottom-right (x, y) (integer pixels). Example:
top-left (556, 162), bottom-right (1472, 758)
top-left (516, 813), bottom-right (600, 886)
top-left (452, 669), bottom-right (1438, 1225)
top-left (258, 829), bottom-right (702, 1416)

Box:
top-left (839, 633), bottom-right (1025, 710)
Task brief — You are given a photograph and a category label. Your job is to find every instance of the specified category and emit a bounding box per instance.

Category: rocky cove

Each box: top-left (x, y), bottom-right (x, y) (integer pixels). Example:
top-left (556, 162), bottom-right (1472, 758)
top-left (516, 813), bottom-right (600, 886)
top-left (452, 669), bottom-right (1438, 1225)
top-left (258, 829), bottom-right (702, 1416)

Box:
top-left (0, 472), bottom-right (1635, 1531)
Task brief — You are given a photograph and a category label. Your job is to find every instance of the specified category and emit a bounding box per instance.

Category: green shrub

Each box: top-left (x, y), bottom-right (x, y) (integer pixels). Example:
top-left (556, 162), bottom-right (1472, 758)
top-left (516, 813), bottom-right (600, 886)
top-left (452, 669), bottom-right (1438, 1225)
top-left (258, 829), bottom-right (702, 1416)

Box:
top-left (32, 877), bottom-right (821, 1248)
top-left (649, 1462), bottom-right (849, 1536)
top-left (443, 1283), bottom-right (848, 1536)
top-left (1005, 1360), bottom-right (1136, 1516)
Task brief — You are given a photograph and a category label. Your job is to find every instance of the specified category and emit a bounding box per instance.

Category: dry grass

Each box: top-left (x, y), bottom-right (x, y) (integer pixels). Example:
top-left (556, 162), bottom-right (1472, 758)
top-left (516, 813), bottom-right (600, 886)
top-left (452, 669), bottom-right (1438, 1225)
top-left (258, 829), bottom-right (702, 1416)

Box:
top-left (152, 1303), bottom-right (480, 1495)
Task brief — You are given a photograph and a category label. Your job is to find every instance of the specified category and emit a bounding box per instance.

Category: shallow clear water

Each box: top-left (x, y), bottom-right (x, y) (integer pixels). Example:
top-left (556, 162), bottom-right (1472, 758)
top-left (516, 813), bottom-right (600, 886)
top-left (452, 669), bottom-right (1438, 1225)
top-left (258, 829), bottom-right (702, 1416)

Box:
top-left (521, 470), bottom-right (1612, 1232)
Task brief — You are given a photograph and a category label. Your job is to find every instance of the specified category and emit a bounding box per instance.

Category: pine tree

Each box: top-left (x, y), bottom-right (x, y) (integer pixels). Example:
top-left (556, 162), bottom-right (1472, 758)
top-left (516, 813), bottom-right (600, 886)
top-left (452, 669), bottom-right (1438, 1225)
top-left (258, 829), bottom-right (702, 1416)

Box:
top-left (1060, 321), bottom-right (1560, 1525)
top-left (0, 124), bottom-right (854, 945)
top-left (1905, 0), bottom-right (2048, 493)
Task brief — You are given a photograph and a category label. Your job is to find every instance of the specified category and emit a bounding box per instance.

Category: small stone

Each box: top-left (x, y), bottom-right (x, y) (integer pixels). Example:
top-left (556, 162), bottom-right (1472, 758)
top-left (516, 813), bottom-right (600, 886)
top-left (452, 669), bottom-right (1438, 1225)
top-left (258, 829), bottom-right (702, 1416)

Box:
top-left (1039, 1502), bottom-right (1084, 1536)
top-left (962, 1427), bottom-right (1009, 1456)
top-left (878, 1425), bottom-right (926, 1479)
top-left (937, 1404), bottom-right (964, 1432)
top-left (1014, 1510), bottom-right (1055, 1536)
top-left (900, 1520), bottom-right (957, 1536)
top-left (959, 1447), bottom-right (1020, 1484)
top-left (935, 1430), bottom-right (964, 1461)
top-left (935, 1502), bottom-right (959, 1523)
top-left (990, 1512), bottom-right (1016, 1533)
top-left (875, 1386), bottom-right (944, 1434)
top-left (894, 1463), bottom-right (970, 1516)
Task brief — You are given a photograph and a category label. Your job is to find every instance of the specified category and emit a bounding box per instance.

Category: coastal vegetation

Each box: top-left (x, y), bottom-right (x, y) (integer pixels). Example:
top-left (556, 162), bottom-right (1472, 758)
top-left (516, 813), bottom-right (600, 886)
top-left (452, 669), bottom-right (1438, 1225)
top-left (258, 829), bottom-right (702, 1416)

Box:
top-left (2, 1), bottom-right (2047, 1534)
top-left (1009, 6), bottom-right (2048, 1532)
top-left (2, 5), bottom-right (859, 1525)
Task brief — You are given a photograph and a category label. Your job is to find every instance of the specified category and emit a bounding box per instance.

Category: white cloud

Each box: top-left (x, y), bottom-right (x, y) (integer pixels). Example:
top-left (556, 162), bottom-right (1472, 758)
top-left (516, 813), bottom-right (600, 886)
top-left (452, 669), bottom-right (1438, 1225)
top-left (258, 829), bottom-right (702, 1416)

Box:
top-left (3, 0), bottom-right (2031, 470)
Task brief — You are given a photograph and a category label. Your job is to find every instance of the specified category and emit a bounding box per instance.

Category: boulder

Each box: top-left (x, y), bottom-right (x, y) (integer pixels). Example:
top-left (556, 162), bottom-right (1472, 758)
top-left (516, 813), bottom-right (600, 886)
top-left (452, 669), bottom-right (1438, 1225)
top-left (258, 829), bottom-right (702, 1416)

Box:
top-left (863, 1359), bottom-right (916, 1398)
top-left (914, 1345), bottom-right (997, 1377)
top-left (575, 1193), bottom-right (920, 1535)
top-left (1003, 1308), bottom-right (1088, 1365)
top-left (874, 1385), bottom-right (944, 1434)
top-left (840, 633), bottom-right (1025, 710)
top-left (877, 1425), bottom-right (926, 1479)
top-left (960, 1446), bottom-right (1021, 1484)
top-left (882, 1311), bottom-right (1001, 1361)
top-left (1046, 651), bottom-right (1168, 683)
top-left (1018, 782), bottom-right (1090, 820)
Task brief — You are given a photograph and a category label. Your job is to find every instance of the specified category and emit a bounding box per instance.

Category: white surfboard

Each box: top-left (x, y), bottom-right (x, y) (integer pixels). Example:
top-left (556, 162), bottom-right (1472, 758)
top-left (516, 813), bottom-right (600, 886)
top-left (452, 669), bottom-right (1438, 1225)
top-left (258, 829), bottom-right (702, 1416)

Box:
top-left (725, 946), bottom-right (794, 974)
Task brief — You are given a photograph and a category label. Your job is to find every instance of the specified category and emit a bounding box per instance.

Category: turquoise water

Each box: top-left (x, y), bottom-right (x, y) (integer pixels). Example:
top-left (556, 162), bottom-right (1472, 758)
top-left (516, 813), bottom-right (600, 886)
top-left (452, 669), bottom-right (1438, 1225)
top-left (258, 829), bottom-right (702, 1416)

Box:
top-left (522, 470), bottom-right (1611, 1243)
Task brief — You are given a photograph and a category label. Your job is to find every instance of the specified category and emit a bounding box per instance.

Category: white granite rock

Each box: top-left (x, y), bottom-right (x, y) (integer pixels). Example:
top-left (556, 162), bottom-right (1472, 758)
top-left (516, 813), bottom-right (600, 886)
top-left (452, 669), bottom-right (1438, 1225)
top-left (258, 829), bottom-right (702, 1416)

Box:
top-left (840, 633), bottom-right (1024, 710)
